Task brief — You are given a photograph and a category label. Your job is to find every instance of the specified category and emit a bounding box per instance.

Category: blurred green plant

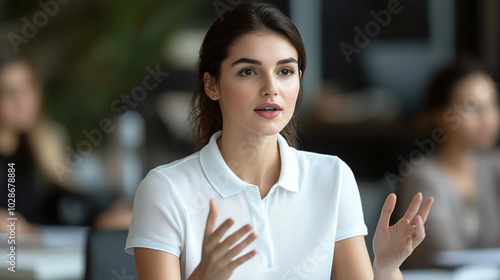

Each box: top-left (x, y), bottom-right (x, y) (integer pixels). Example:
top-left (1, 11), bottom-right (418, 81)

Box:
top-left (2, 0), bottom-right (204, 144)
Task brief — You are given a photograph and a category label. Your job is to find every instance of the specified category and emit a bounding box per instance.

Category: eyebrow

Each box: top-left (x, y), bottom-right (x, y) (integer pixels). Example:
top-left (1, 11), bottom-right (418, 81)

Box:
top-left (231, 57), bottom-right (298, 66)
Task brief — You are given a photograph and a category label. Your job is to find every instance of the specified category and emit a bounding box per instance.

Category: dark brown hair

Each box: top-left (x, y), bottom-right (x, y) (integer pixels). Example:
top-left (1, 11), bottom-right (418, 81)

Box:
top-left (425, 57), bottom-right (490, 114)
top-left (189, 2), bottom-right (307, 151)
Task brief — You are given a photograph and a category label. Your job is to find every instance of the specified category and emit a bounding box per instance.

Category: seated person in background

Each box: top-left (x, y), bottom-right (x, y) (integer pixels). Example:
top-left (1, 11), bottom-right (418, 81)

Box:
top-left (397, 58), bottom-right (500, 269)
top-left (0, 54), bottom-right (131, 232)
top-left (0, 54), bottom-right (72, 232)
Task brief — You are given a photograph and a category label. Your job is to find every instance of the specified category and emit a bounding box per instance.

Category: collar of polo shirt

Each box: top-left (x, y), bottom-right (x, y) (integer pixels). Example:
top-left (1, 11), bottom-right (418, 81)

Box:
top-left (199, 130), bottom-right (299, 198)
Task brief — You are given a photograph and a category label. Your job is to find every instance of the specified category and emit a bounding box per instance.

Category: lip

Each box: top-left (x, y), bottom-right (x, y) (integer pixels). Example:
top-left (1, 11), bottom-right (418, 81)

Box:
top-left (254, 102), bottom-right (282, 119)
top-left (254, 103), bottom-right (283, 111)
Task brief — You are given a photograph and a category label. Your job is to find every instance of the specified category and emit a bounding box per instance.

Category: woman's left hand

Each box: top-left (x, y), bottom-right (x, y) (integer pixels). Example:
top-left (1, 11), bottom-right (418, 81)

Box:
top-left (372, 192), bottom-right (433, 275)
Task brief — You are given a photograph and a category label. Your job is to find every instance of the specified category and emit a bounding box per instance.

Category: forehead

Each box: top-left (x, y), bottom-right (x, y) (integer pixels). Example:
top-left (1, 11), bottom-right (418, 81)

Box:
top-left (0, 62), bottom-right (32, 83)
top-left (225, 32), bottom-right (298, 63)
top-left (453, 74), bottom-right (498, 102)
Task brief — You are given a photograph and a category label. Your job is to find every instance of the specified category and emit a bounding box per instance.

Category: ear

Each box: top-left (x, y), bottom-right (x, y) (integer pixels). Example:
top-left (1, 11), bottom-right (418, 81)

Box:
top-left (204, 72), bottom-right (220, 100)
top-left (299, 70), bottom-right (302, 79)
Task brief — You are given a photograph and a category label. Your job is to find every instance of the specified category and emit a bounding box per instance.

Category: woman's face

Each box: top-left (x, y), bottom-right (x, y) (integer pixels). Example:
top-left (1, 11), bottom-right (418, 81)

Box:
top-left (441, 73), bottom-right (500, 150)
top-left (0, 61), bottom-right (41, 132)
top-left (208, 32), bottom-right (301, 137)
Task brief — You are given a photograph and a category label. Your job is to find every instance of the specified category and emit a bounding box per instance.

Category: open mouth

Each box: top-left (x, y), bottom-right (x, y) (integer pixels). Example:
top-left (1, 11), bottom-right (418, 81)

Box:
top-left (254, 103), bottom-right (282, 119)
top-left (256, 107), bottom-right (279, 112)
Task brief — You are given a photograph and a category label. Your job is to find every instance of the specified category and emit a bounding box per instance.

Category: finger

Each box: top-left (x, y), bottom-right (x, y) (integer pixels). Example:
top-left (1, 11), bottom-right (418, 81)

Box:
top-left (377, 193), bottom-right (397, 229)
top-left (403, 192), bottom-right (423, 222)
top-left (222, 232), bottom-right (257, 263)
top-left (211, 224), bottom-right (253, 261)
top-left (416, 197), bottom-right (434, 223)
top-left (412, 215), bottom-right (426, 249)
top-left (219, 224), bottom-right (253, 251)
top-left (204, 199), bottom-right (218, 237)
top-left (206, 218), bottom-right (235, 249)
top-left (228, 249), bottom-right (257, 270)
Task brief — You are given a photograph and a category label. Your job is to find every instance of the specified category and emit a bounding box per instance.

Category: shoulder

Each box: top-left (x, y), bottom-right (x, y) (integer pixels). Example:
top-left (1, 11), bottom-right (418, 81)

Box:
top-left (294, 148), bottom-right (351, 173)
top-left (136, 152), bottom-right (201, 196)
top-left (290, 149), bottom-right (357, 190)
top-left (479, 149), bottom-right (500, 170)
top-left (399, 156), bottom-right (446, 200)
top-left (402, 156), bottom-right (442, 183)
top-left (150, 152), bottom-right (201, 178)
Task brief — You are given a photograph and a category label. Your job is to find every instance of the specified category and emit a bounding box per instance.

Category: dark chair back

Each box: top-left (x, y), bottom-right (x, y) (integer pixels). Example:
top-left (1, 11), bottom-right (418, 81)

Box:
top-left (85, 229), bottom-right (137, 280)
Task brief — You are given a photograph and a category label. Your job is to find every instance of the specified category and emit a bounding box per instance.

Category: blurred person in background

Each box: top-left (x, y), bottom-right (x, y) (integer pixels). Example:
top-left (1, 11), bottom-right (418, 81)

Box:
top-left (397, 58), bottom-right (500, 269)
top-left (0, 54), bottom-right (71, 232)
top-left (0, 54), bottom-right (131, 232)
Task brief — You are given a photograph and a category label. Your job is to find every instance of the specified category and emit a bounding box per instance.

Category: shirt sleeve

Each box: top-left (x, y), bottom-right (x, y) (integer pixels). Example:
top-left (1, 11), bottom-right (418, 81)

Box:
top-left (125, 169), bottom-right (185, 257)
top-left (334, 159), bottom-right (368, 241)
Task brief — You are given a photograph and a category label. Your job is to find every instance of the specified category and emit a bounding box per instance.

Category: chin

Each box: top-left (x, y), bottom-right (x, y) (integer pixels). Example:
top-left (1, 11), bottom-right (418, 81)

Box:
top-left (16, 121), bottom-right (37, 133)
top-left (247, 120), bottom-right (286, 134)
top-left (252, 125), bottom-right (286, 137)
top-left (255, 129), bottom-right (282, 136)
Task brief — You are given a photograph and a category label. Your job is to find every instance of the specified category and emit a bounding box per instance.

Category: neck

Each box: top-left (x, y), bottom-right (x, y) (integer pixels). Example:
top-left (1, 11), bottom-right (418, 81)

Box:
top-left (437, 140), bottom-right (474, 172)
top-left (0, 127), bottom-right (20, 156)
top-left (217, 128), bottom-right (281, 193)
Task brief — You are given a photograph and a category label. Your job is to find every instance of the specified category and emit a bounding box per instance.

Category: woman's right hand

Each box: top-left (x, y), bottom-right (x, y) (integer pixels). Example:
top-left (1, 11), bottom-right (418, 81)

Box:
top-left (189, 199), bottom-right (257, 280)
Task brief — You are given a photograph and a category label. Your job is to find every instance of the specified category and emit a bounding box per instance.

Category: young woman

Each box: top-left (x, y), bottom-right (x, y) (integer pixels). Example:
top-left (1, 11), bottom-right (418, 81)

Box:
top-left (125, 3), bottom-right (433, 279)
top-left (398, 59), bottom-right (500, 269)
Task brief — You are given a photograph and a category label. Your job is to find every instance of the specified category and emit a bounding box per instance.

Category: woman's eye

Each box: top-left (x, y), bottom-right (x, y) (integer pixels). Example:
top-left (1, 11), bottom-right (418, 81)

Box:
top-left (279, 68), bottom-right (294, 76)
top-left (239, 69), bottom-right (256, 77)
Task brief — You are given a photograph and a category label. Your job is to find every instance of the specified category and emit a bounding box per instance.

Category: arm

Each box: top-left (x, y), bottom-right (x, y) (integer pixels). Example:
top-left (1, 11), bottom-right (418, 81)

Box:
top-left (332, 236), bottom-right (373, 280)
top-left (135, 248), bottom-right (181, 280)
top-left (332, 236), bottom-right (406, 280)
top-left (332, 160), bottom-right (405, 279)
top-left (332, 236), bottom-right (404, 280)
top-left (332, 236), bottom-right (405, 280)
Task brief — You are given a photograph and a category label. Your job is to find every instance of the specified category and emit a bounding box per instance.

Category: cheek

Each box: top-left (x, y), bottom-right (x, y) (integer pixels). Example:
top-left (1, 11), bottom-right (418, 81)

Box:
top-left (461, 116), bottom-right (481, 132)
top-left (282, 81), bottom-right (300, 109)
top-left (0, 103), bottom-right (6, 120)
top-left (2, 98), bottom-right (16, 113)
top-left (219, 79), bottom-right (255, 109)
top-left (23, 91), bottom-right (40, 114)
top-left (482, 109), bottom-right (500, 133)
top-left (446, 115), bottom-right (478, 142)
top-left (0, 101), bottom-right (17, 124)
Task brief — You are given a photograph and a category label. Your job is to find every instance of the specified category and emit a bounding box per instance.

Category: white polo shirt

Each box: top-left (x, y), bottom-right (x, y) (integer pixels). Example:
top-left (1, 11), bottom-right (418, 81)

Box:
top-left (125, 130), bottom-right (367, 279)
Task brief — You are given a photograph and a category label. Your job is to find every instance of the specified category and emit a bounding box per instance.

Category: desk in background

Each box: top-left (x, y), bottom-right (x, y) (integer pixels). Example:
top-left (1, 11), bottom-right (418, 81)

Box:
top-left (0, 226), bottom-right (87, 280)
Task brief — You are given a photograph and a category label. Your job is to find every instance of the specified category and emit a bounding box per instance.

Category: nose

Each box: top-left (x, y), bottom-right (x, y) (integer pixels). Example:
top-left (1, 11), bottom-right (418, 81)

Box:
top-left (260, 73), bottom-right (279, 97)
